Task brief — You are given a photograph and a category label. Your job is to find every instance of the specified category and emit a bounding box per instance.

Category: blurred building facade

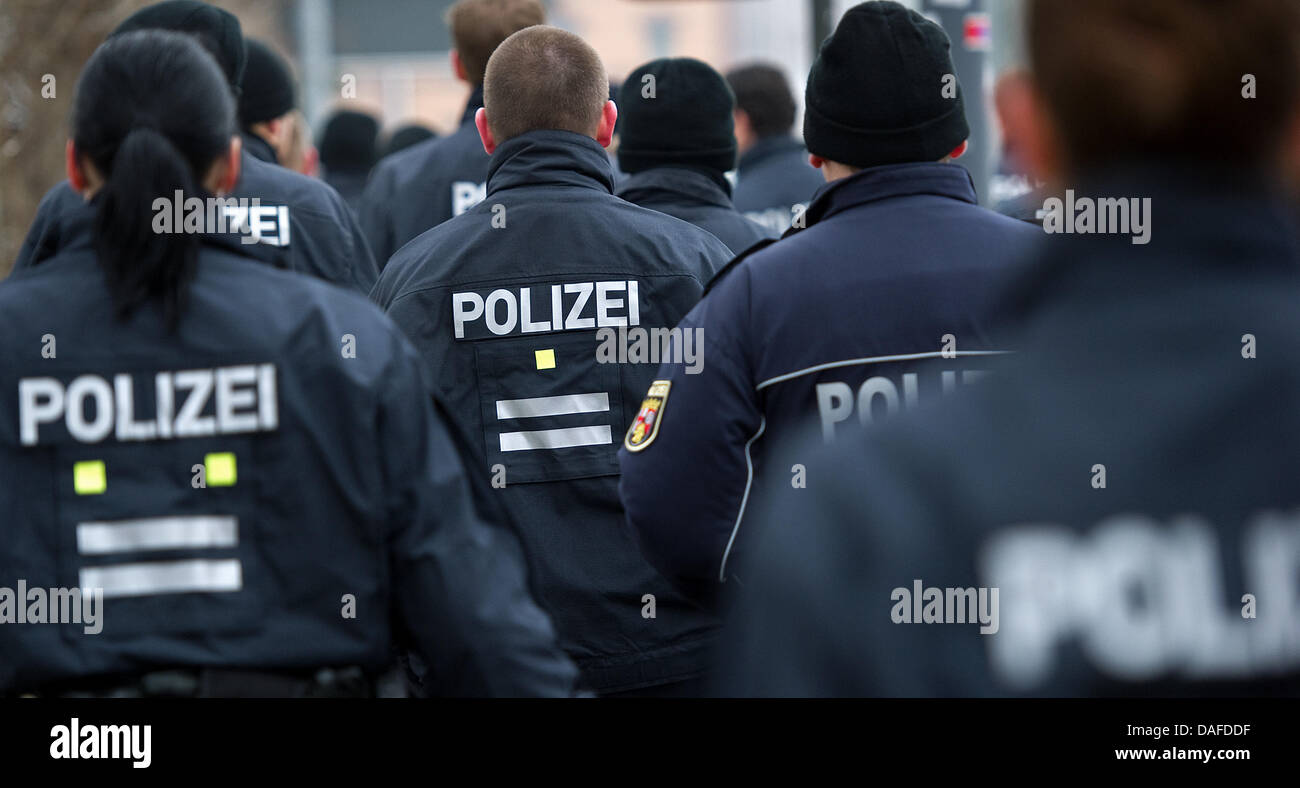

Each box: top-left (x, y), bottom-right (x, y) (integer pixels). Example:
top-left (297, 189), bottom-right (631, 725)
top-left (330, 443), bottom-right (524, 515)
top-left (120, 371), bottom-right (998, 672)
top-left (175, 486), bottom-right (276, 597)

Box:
top-left (1, 0), bottom-right (1025, 278)
top-left (320, 0), bottom-right (830, 140)
top-left (314, 0), bottom-right (1017, 202)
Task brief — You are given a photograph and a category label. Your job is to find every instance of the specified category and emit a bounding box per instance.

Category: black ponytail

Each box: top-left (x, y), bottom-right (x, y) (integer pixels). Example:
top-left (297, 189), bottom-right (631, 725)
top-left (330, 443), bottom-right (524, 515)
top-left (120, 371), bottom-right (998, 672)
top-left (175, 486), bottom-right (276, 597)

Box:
top-left (71, 30), bottom-right (235, 331)
top-left (93, 126), bottom-right (202, 329)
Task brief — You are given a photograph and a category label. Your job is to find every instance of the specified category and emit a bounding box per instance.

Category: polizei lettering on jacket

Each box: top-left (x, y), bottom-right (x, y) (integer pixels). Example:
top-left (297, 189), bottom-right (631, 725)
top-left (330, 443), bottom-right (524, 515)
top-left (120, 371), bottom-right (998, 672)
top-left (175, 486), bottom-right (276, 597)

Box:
top-left (815, 368), bottom-right (989, 442)
top-left (18, 364), bottom-right (278, 446)
top-left (452, 280), bottom-right (641, 340)
top-left (980, 510), bottom-right (1300, 689)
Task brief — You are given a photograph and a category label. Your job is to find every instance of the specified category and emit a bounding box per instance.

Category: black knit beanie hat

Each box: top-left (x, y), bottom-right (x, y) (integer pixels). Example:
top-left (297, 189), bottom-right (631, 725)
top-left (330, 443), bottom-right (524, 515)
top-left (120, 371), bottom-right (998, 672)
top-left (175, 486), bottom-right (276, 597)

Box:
top-left (804, 1), bottom-right (969, 168)
top-left (239, 38), bottom-right (296, 126)
top-left (112, 0), bottom-right (246, 92)
top-left (618, 57), bottom-right (738, 175)
top-left (320, 110), bottom-right (380, 172)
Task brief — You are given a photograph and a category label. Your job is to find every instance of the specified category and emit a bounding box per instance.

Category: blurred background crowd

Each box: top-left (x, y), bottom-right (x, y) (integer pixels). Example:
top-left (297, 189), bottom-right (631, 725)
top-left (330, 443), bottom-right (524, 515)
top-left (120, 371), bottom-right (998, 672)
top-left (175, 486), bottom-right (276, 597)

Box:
top-left (0, 0), bottom-right (1027, 276)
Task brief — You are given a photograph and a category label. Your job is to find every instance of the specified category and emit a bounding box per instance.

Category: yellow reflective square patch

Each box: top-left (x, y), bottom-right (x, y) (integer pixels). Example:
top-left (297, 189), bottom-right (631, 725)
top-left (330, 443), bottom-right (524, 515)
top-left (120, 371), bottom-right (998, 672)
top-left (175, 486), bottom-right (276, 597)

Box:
top-left (535, 348), bottom-right (556, 370)
top-left (74, 460), bottom-right (106, 495)
top-left (205, 452), bottom-right (237, 487)
top-left (624, 380), bottom-right (671, 452)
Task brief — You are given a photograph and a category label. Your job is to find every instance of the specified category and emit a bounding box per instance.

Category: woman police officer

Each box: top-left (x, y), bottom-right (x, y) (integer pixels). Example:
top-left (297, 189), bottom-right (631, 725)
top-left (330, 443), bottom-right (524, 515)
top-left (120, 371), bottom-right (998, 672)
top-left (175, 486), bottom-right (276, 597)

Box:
top-left (0, 30), bottom-right (575, 697)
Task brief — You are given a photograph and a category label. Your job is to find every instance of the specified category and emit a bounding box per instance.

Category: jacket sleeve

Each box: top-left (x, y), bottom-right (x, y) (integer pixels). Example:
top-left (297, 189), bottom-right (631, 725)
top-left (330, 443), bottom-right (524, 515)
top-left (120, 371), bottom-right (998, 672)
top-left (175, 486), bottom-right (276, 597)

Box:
top-left (618, 263), bottom-right (763, 604)
top-left (379, 340), bottom-right (578, 697)
top-left (358, 161), bottom-right (398, 268)
top-left (718, 427), bottom-right (958, 697)
top-left (335, 189), bottom-right (380, 293)
top-left (13, 182), bottom-right (77, 272)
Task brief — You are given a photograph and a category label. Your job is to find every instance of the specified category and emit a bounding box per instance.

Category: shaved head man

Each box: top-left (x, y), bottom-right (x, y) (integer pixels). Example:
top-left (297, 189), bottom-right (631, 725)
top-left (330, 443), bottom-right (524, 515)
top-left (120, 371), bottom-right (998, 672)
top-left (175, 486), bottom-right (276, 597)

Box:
top-left (372, 24), bottom-right (733, 697)
top-left (475, 25), bottom-right (616, 151)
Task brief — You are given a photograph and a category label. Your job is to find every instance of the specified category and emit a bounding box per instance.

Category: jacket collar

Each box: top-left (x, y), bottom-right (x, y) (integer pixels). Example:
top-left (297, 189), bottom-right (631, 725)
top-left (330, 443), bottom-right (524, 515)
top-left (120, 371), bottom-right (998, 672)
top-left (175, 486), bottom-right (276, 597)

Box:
top-left (789, 162), bottom-right (977, 235)
top-left (460, 84), bottom-right (485, 127)
top-left (240, 131), bottom-right (278, 165)
top-left (48, 192), bottom-right (271, 265)
top-left (737, 136), bottom-right (806, 172)
top-left (51, 193), bottom-right (98, 257)
top-left (614, 166), bottom-right (733, 209)
top-left (486, 130), bottom-right (615, 197)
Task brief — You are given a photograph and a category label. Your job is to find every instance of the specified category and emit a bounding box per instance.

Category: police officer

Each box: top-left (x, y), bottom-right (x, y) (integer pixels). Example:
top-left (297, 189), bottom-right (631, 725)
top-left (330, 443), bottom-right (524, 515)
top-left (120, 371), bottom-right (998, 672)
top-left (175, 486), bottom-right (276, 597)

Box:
top-left (722, 0), bottom-right (1300, 697)
top-left (372, 26), bottom-right (733, 695)
top-left (238, 39), bottom-right (297, 165)
top-left (618, 1), bottom-right (1040, 605)
top-left (614, 58), bottom-right (774, 255)
top-left (0, 30), bottom-right (575, 698)
top-left (319, 110), bottom-right (382, 215)
top-left (14, 1), bottom-right (379, 295)
top-left (725, 63), bottom-right (826, 234)
top-left (358, 0), bottom-right (545, 267)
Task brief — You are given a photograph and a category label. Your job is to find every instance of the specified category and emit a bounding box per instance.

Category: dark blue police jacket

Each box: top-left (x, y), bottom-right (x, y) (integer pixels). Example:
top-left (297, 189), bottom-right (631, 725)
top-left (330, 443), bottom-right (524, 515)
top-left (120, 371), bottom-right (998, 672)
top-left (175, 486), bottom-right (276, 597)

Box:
top-left (722, 165), bottom-right (1300, 696)
top-left (241, 131), bottom-right (277, 164)
top-left (0, 201), bottom-right (576, 696)
top-left (359, 86), bottom-right (490, 268)
top-left (732, 135), bottom-right (827, 234)
top-left (615, 166), bottom-right (775, 254)
top-left (14, 150), bottom-right (379, 294)
top-left (372, 130), bottom-right (733, 693)
top-left (618, 162), bottom-right (1041, 604)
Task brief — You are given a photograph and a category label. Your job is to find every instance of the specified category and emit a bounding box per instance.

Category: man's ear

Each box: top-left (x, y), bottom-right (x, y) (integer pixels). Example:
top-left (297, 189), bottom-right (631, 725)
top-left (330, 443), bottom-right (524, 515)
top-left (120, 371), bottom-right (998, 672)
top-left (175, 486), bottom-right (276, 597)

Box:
top-left (809, 153), bottom-right (825, 170)
top-left (451, 50), bottom-right (468, 83)
top-left (220, 135), bottom-right (242, 194)
top-left (732, 109), bottom-right (752, 147)
top-left (66, 140), bottom-right (88, 192)
top-left (995, 69), bottom-right (1062, 185)
top-left (595, 100), bottom-right (618, 148)
top-left (948, 140), bottom-right (968, 160)
top-left (265, 116), bottom-right (284, 143)
top-left (475, 107), bottom-right (497, 155)
top-left (734, 109), bottom-right (750, 134)
top-left (202, 135), bottom-right (242, 194)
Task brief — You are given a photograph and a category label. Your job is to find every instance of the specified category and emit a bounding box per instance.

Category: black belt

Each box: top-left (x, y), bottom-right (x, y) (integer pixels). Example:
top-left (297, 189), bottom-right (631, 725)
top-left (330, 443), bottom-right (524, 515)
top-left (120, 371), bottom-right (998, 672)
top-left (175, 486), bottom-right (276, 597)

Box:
top-left (34, 666), bottom-right (375, 698)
